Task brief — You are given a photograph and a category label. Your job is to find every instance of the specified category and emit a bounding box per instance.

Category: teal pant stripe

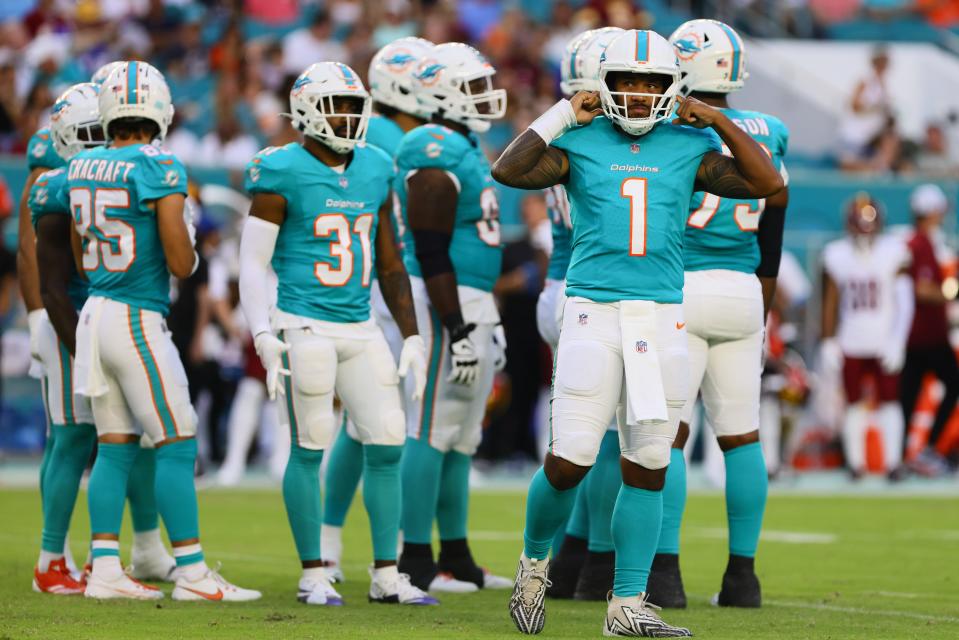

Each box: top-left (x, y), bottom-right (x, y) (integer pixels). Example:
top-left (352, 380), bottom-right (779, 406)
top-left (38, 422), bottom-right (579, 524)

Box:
top-left (129, 308), bottom-right (178, 439)
top-left (174, 551), bottom-right (204, 567)
top-left (91, 547), bottom-right (120, 559)
top-left (57, 342), bottom-right (75, 425)
top-left (279, 330), bottom-right (300, 444)
top-left (419, 307), bottom-right (444, 442)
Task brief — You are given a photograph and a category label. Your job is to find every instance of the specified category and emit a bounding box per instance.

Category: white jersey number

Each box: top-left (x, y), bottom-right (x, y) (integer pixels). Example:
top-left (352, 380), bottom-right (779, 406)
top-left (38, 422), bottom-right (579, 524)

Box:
top-left (621, 177), bottom-right (647, 256)
top-left (70, 187), bottom-right (135, 272)
top-left (314, 213), bottom-right (374, 287)
top-left (687, 192), bottom-right (765, 232)
top-left (477, 187), bottom-right (501, 247)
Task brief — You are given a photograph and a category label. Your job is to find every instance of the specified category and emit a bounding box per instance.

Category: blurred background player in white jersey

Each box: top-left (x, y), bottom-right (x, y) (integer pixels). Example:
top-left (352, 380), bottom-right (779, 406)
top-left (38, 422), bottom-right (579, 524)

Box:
top-left (821, 194), bottom-right (913, 480)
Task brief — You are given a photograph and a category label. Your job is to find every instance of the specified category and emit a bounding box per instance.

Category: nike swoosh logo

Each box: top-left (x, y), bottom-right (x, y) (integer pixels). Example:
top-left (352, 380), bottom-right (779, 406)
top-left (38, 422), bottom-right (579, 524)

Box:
top-left (676, 322), bottom-right (686, 330)
top-left (183, 586), bottom-right (224, 601)
top-left (429, 133), bottom-right (445, 140)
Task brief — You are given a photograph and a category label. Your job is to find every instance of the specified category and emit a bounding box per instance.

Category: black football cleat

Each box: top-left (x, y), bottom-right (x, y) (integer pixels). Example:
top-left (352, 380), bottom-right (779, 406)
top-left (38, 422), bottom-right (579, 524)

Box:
top-left (714, 555), bottom-right (761, 608)
top-left (572, 550), bottom-right (614, 601)
top-left (645, 553), bottom-right (687, 609)
top-left (545, 535), bottom-right (587, 599)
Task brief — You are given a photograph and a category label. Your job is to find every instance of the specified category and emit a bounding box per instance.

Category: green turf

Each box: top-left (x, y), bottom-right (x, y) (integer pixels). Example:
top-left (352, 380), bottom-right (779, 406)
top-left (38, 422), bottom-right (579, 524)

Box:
top-left (1, 487), bottom-right (957, 639)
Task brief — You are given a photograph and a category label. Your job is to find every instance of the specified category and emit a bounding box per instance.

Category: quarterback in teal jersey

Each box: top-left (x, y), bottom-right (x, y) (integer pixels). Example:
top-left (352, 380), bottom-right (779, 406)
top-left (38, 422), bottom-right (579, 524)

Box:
top-left (239, 61), bottom-right (433, 607)
top-left (393, 42), bottom-right (512, 595)
top-left (539, 27), bottom-right (625, 604)
top-left (67, 61), bottom-right (259, 602)
top-left (494, 29), bottom-right (782, 637)
top-left (645, 20), bottom-right (790, 611)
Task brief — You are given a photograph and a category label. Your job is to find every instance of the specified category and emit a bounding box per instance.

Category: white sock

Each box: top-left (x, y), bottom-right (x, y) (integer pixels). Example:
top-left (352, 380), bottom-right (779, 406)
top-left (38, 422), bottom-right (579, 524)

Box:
top-left (877, 402), bottom-right (905, 471)
top-left (38, 550), bottom-right (63, 572)
top-left (301, 566), bottom-right (327, 583)
top-left (133, 528), bottom-right (166, 555)
top-left (320, 525), bottom-right (342, 564)
top-left (372, 564), bottom-right (398, 584)
top-left (62, 535), bottom-right (78, 573)
top-left (173, 544), bottom-right (206, 580)
top-left (91, 540), bottom-right (123, 579)
top-left (843, 403), bottom-right (868, 472)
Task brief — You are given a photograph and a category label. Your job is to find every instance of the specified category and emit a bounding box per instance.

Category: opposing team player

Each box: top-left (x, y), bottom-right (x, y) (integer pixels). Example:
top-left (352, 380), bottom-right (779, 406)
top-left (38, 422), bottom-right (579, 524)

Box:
top-left (645, 20), bottom-right (790, 610)
top-left (393, 42), bottom-right (512, 593)
top-left (240, 61), bottom-right (433, 606)
top-left (541, 27), bottom-right (624, 603)
top-left (493, 29), bottom-right (782, 636)
top-left (66, 61), bottom-right (258, 601)
top-left (821, 195), bottom-right (913, 479)
top-left (319, 37), bottom-right (448, 586)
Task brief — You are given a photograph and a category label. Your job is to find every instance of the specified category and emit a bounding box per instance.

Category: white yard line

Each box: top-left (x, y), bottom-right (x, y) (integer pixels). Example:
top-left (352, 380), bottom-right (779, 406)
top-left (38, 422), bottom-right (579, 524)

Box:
top-left (689, 527), bottom-right (838, 544)
top-left (761, 598), bottom-right (959, 624)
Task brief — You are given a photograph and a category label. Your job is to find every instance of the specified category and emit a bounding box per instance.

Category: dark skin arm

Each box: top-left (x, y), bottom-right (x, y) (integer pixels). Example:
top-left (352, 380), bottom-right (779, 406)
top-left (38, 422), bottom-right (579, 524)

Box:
top-left (758, 185), bottom-right (789, 317)
top-left (375, 194), bottom-right (418, 338)
top-left (407, 168), bottom-right (463, 328)
top-left (17, 167), bottom-right (49, 312)
top-left (36, 215), bottom-right (79, 355)
top-left (821, 271), bottom-right (839, 340)
top-left (70, 223), bottom-right (86, 280)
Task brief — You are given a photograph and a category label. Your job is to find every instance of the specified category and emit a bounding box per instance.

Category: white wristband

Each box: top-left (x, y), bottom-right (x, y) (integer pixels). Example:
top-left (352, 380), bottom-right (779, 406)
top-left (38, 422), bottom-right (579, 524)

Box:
top-left (528, 99), bottom-right (577, 145)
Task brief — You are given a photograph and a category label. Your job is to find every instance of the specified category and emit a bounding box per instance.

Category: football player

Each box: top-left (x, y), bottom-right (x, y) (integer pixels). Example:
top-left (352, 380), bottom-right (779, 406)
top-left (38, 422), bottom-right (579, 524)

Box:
top-left (393, 42), bottom-right (511, 594)
top-left (66, 61), bottom-right (258, 601)
top-left (821, 195), bottom-right (913, 479)
top-left (646, 19), bottom-right (791, 610)
top-left (240, 61), bottom-right (433, 606)
top-left (493, 29), bottom-right (782, 636)
top-left (541, 27), bottom-right (624, 603)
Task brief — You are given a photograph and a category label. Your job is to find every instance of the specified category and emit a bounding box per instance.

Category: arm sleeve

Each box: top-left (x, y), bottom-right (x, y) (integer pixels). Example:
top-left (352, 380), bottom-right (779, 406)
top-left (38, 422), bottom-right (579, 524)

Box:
top-left (756, 200), bottom-right (786, 278)
top-left (239, 216), bottom-right (279, 338)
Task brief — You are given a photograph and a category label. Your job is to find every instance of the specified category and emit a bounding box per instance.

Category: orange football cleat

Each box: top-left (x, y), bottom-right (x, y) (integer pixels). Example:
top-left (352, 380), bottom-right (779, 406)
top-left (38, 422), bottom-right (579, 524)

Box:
top-left (33, 558), bottom-right (85, 595)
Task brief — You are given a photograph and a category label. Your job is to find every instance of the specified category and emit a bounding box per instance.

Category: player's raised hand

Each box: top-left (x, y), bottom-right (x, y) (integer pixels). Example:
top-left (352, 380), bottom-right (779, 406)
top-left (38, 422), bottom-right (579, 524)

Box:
top-left (254, 332), bottom-right (291, 400)
top-left (398, 335), bottom-right (428, 401)
top-left (570, 91), bottom-right (603, 125)
top-left (672, 96), bottom-right (722, 129)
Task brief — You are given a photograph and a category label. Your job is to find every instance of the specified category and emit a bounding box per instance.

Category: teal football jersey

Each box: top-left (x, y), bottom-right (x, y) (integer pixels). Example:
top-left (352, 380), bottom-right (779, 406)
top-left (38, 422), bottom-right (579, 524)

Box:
top-left (545, 185), bottom-right (572, 281)
top-left (27, 128), bottom-right (66, 171)
top-left (552, 117), bottom-right (721, 304)
top-left (64, 144), bottom-right (188, 315)
top-left (29, 168), bottom-right (88, 310)
top-left (366, 114), bottom-right (406, 158)
top-left (684, 109), bottom-right (789, 274)
top-left (244, 142), bottom-right (394, 323)
top-left (395, 124), bottom-right (502, 292)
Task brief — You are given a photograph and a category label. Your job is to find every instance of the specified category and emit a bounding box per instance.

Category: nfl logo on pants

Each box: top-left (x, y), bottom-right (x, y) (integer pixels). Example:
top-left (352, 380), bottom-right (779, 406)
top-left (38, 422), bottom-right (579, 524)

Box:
top-left (635, 340), bottom-right (647, 353)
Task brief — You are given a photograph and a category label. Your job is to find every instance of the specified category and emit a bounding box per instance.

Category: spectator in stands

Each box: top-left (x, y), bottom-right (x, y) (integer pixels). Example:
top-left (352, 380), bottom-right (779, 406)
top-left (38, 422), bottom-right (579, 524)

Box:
top-left (900, 183), bottom-right (959, 477)
top-left (839, 46), bottom-right (896, 171)
top-left (196, 109), bottom-right (260, 172)
top-left (913, 122), bottom-right (958, 177)
top-left (281, 9), bottom-right (347, 75)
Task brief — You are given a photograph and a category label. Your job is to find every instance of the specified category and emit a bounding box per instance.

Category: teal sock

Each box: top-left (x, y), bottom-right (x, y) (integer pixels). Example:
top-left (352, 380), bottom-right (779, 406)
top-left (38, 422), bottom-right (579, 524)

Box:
top-left (39, 415), bottom-right (56, 501)
top-left (323, 422), bottom-right (364, 527)
top-left (587, 431), bottom-right (620, 553)
top-left (523, 467), bottom-right (577, 560)
top-left (437, 451), bottom-right (471, 540)
top-left (155, 439), bottom-right (200, 542)
top-left (400, 437), bottom-right (443, 544)
top-left (551, 518), bottom-right (569, 557)
top-left (362, 444), bottom-right (403, 561)
top-left (724, 442), bottom-right (768, 557)
top-left (565, 484), bottom-right (589, 539)
top-left (88, 442), bottom-right (139, 536)
top-left (657, 448), bottom-right (687, 555)
top-left (41, 423), bottom-right (96, 553)
top-left (283, 445), bottom-right (324, 562)
top-left (127, 447), bottom-right (159, 532)
top-left (611, 485), bottom-right (662, 597)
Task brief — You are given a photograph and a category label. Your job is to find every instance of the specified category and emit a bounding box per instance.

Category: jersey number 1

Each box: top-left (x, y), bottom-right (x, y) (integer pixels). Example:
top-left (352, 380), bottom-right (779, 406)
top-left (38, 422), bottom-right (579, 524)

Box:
top-left (621, 178), bottom-right (647, 256)
top-left (314, 213), bottom-right (373, 287)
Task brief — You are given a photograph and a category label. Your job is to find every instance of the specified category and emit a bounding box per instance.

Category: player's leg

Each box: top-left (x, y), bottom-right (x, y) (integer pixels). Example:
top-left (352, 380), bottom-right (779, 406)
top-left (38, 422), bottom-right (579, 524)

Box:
top-left (338, 328), bottom-right (437, 605)
top-left (875, 367), bottom-right (905, 478)
top-left (320, 413), bottom-right (363, 582)
top-left (841, 356), bottom-right (868, 478)
top-left (115, 305), bottom-right (258, 601)
top-left (218, 376), bottom-right (267, 486)
top-left (917, 347), bottom-right (959, 474)
top-left (510, 298), bottom-right (619, 635)
top-left (573, 427), bottom-right (620, 601)
top-left (127, 437), bottom-right (176, 581)
top-left (546, 483), bottom-right (589, 599)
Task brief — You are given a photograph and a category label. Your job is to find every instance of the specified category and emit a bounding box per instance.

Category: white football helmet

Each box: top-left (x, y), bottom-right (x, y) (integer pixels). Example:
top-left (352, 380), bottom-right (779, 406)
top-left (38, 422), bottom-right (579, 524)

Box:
top-left (287, 61), bottom-right (371, 154)
top-left (91, 60), bottom-right (124, 86)
top-left (599, 30), bottom-right (681, 136)
top-left (50, 83), bottom-right (106, 159)
top-left (411, 43), bottom-right (506, 133)
top-left (668, 19), bottom-right (747, 96)
top-left (560, 27), bottom-right (624, 95)
top-left (369, 37), bottom-right (435, 119)
top-left (98, 61), bottom-right (174, 141)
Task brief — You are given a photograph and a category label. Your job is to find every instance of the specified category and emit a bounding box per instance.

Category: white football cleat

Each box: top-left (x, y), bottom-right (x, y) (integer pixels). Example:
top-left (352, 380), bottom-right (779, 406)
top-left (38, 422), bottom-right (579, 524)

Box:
top-left (84, 571), bottom-right (164, 600)
top-left (297, 573), bottom-right (344, 606)
top-left (429, 571), bottom-right (479, 593)
top-left (323, 561), bottom-right (345, 584)
top-left (604, 592), bottom-right (692, 637)
top-left (172, 565), bottom-right (261, 602)
top-left (482, 568), bottom-right (512, 590)
top-left (129, 547), bottom-right (177, 582)
top-left (368, 566), bottom-right (439, 605)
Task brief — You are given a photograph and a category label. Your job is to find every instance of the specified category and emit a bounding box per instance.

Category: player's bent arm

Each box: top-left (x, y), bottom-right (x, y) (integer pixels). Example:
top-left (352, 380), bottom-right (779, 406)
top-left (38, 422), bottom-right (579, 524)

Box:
top-left (821, 271), bottom-right (839, 340)
top-left (17, 167), bottom-right (49, 312)
top-left (375, 197), bottom-right (418, 338)
top-left (69, 224), bottom-right (86, 280)
top-left (491, 130), bottom-right (570, 190)
top-left (756, 186), bottom-right (789, 318)
top-left (408, 168), bottom-right (464, 330)
top-left (35, 215), bottom-right (80, 355)
top-left (155, 193), bottom-right (197, 279)
top-left (239, 193), bottom-right (285, 339)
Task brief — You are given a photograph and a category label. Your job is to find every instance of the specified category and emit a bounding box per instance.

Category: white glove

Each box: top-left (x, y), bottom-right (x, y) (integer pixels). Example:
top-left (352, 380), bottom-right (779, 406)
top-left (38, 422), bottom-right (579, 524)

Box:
top-left (254, 332), bottom-right (291, 401)
top-left (398, 335), bottom-right (427, 401)
top-left (880, 344), bottom-right (906, 374)
top-left (27, 309), bottom-right (45, 362)
top-left (818, 337), bottom-right (843, 373)
top-left (447, 323), bottom-right (480, 386)
top-left (491, 324), bottom-right (507, 372)
top-left (184, 196), bottom-right (198, 248)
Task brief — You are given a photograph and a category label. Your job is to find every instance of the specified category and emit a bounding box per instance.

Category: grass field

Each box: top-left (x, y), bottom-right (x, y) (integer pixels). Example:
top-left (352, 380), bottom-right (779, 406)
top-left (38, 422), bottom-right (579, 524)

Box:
top-left (1, 487), bottom-right (958, 639)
